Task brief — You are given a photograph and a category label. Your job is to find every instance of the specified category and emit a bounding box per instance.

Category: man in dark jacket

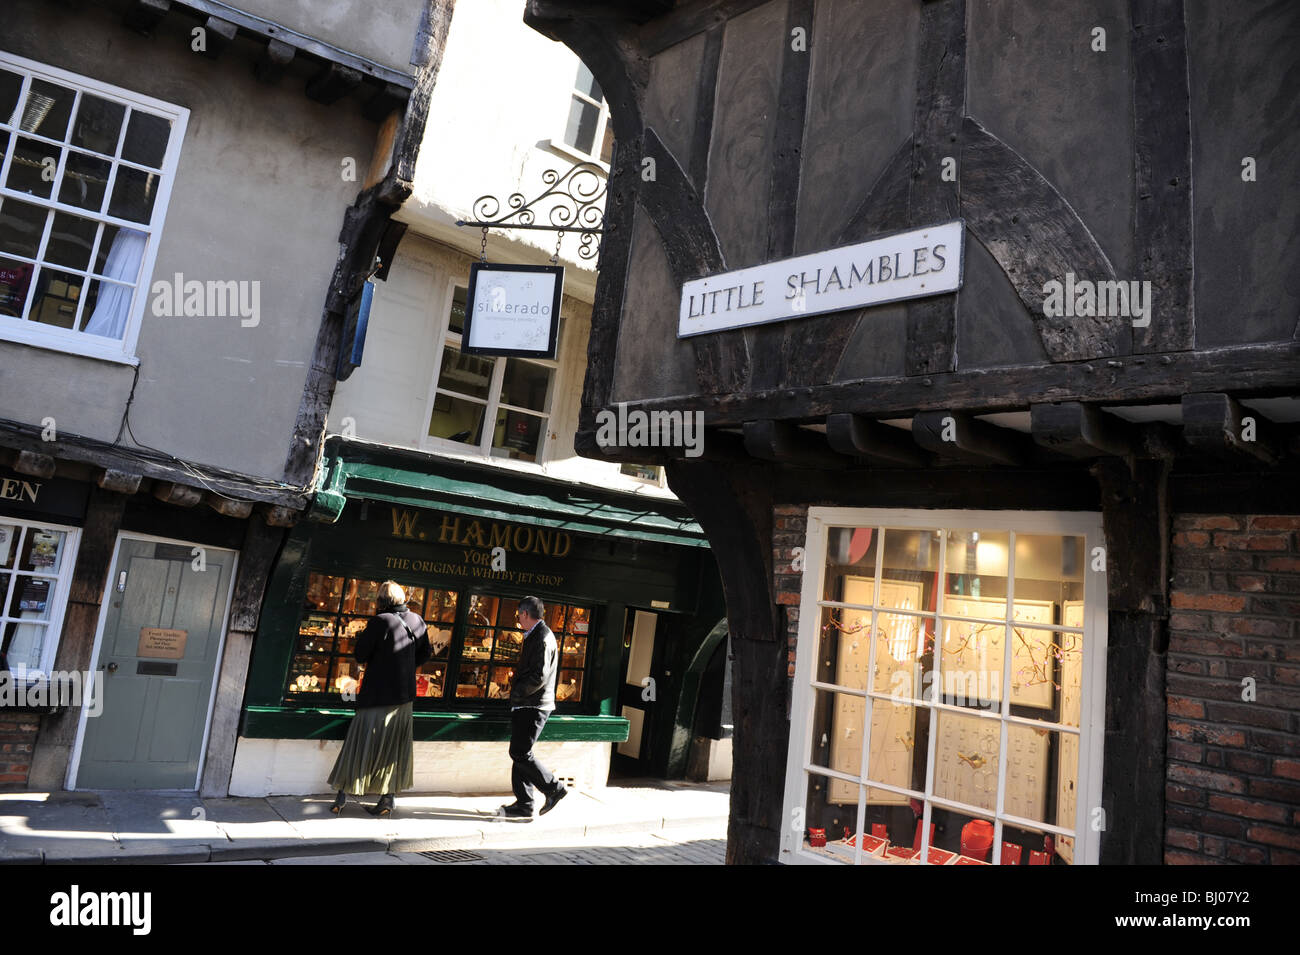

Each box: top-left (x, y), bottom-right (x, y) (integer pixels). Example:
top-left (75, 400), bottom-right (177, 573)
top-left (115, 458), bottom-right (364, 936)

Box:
top-left (500, 595), bottom-right (566, 819)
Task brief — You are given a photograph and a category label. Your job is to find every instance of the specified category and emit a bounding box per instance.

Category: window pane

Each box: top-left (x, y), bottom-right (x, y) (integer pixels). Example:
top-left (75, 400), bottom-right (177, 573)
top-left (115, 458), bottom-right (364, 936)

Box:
top-left (121, 110), bottom-right (171, 168)
top-left (879, 529), bottom-right (939, 608)
top-left (600, 123), bottom-right (614, 164)
top-left (0, 524), bottom-right (20, 568)
top-left (874, 611), bottom-right (930, 696)
top-left (493, 629), bottom-right (523, 662)
top-left (467, 595), bottom-right (496, 627)
top-left (107, 166), bottom-right (158, 223)
top-left (6, 137), bottom-right (60, 198)
top-left (813, 686), bottom-right (863, 786)
top-left (341, 578), bottom-right (379, 616)
top-left (0, 70), bottom-right (22, 126)
top-left (304, 573), bottom-right (344, 612)
top-left (491, 409), bottom-right (543, 461)
top-left (436, 345), bottom-right (495, 400)
top-left (296, 613), bottom-right (336, 654)
top-left (417, 660), bottom-right (446, 698)
top-left (0, 256), bottom-right (35, 317)
top-left (462, 628), bottom-right (492, 661)
top-left (8, 573), bottom-right (54, 619)
top-left (932, 710), bottom-right (1001, 813)
top-left (456, 663), bottom-right (488, 698)
top-left (866, 699), bottom-right (923, 804)
top-left (815, 606), bottom-right (868, 688)
top-left (937, 616), bottom-right (1005, 708)
top-left (560, 635), bottom-right (585, 668)
top-left (45, 212), bottom-right (97, 270)
top-left (0, 196), bottom-right (48, 258)
top-left (489, 665), bottom-right (513, 699)
top-left (337, 616), bottom-right (367, 656)
top-left (567, 607), bottom-right (591, 634)
top-left (1015, 534), bottom-right (1086, 607)
top-left (425, 589), bottom-right (457, 624)
top-left (71, 95), bottom-right (124, 155)
top-left (21, 80), bottom-right (75, 139)
top-left (495, 596), bottom-right (519, 626)
top-left (500, 359), bottom-right (553, 413)
top-left (557, 669), bottom-right (582, 702)
top-left (801, 771), bottom-right (857, 863)
top-left (287, 654), bottom-right (330, 693)
top-left (943, 530), bottom-right (1009, 612)
top-left (26, 268), bottom-right (83, 329)
top-left (448, 285), bottom-right (467, 334)
top-left (574, 62), bottom-right (602, 101)
top-left (2, 621), bottom-right (48, 671)
top-left (822, 527), bottom-right (878, 603)
top-left (58, 150), bottom-right (111, 212)
top-left (330, 657), bottom-right (362, 697)
top-left (564, 96), bottom-right (599, 154)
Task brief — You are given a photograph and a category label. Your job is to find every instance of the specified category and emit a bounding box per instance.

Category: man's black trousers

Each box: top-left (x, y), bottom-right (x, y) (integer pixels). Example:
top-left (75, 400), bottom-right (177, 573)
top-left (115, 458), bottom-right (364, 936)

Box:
top-left (509, 706), bottom-right (560, 810)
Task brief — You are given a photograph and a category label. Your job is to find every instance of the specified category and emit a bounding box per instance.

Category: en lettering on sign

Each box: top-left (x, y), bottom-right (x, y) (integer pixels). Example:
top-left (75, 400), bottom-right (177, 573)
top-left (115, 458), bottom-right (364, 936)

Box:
top-left (678, 220), bottom-right (964, 337)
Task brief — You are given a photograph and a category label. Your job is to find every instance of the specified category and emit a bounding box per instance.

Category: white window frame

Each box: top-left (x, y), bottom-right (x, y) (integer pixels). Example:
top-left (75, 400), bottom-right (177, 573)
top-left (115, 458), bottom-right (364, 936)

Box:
top-left (545, 62), bottom-right (612, 169)
top-left (0, 515), bottom-right (82, 681)
top-left (779, 507), bottom-right (1108, 866)
top-left (421, 278), bottom-right (563, 465)
top-left (0, 52), bottom-right (189, 365)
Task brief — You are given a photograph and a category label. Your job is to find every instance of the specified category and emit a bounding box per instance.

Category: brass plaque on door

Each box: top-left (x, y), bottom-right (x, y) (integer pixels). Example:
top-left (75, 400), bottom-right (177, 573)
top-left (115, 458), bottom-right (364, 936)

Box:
top-left (138, 627), bottom-right (188, 659)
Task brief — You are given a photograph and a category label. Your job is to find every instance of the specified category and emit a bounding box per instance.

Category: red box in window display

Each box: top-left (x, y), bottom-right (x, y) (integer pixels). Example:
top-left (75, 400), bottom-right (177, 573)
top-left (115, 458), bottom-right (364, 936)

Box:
top-left (1000, 842), bottom-right (1023, 865)
top-left (841, 828), bottom-right (887, 856)
top-left (926, 847), bottom-right (956, 865)
top-left (1028, 850), bottom-right (1050, 865)
top-left (807, 828), bottom-right (826, 847)
top-left (953, 855), bottom-right (989, 865)
top-left (960, 820), bottom-right (994, 861)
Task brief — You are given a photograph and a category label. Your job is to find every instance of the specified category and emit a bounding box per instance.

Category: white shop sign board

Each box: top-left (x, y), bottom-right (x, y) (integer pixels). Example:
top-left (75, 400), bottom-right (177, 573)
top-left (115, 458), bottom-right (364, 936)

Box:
top-left (678, 220), bottom-right (964, 337)
top-left (461, 262), bottom-right (563, 358)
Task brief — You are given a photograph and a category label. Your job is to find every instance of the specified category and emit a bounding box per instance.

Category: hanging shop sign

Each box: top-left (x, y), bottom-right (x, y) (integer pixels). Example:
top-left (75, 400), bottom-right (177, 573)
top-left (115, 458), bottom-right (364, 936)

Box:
top-left (335, 279), bottom-right (375, 381)
top-left (678, 220), bottom-right (965, 337)
top-left (461, 262), bottom-right (563, 358)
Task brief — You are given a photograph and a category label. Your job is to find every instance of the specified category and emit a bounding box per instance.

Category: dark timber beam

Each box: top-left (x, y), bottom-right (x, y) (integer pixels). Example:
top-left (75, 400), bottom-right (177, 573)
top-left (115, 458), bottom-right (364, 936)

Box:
top-left (13, 450), bottom-right (56, 478)
top-left (638, 0), bottom-right (773, 55)
top-left (122, 0), bottom-right (170, 35)
top-left (1181, 393), bottom-right (1280, 464)
top-left (97, 469), bottom-right (142, 495)
top-left (153, 481), bottom-right (203, 508)
top-left (363, 83), bottom-right (411, 123)
top-left (306, 63), bottom-right (363, 105)
top-left (198, 15), bottom-right (238, 58)
top-left (254, 38), bottom-right (296, 83)
top-left (912, 411), bottom-right (1029, 466)
top-left (263, 505), bottom-right (301, 528)
top-left (1093, 457), bottom-right (1169, 864)
top-left (205, 493), bottom-right (253, 520)
top-left (1030, 403), bottom-right (1137, 458)
top-left (825, 414), bottom-right (928, 467)
top-left (743, 421), bottom-right (846, 468)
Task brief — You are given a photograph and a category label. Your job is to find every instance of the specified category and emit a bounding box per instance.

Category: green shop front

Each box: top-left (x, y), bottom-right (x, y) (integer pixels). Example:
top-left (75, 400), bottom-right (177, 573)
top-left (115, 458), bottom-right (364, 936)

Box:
top-left (230, 441), bottom-right (728, 796)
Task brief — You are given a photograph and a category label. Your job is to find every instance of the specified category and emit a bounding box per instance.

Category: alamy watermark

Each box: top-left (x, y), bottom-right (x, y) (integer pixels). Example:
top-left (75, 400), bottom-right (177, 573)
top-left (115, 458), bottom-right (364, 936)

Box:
top-left (595, 402), bottom-right (704, 458)
top-left (0, 668), bottom-right (103, 716)
top-left (150, 273), bottom-right (260, 327)
top-left (1042, 272), bottom-right (1151, 328)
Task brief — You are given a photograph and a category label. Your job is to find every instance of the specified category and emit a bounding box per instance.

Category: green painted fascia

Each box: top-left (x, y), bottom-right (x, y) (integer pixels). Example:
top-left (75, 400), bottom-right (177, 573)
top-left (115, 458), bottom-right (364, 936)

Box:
top-left (317, 457), bottom-right (708, 548)
top-left (242, 706), bottom-right (630, 742)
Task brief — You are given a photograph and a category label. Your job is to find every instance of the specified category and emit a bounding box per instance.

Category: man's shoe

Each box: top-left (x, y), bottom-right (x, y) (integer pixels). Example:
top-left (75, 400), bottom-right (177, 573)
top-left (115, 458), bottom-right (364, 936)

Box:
top-left (540, 784), bottom-right (567, 816)
top-left (499, 802), bottom-right (534, 820)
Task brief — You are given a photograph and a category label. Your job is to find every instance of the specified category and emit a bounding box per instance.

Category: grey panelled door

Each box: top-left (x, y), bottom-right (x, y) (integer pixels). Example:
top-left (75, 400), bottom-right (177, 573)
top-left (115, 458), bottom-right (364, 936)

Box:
top-left (77, 538), bottom-right (235, 789)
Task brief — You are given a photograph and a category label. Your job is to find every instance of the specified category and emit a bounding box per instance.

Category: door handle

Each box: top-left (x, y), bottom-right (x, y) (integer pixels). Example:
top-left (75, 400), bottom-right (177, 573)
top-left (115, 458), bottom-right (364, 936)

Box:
top-left (106, 662), bottom-right (119, 674)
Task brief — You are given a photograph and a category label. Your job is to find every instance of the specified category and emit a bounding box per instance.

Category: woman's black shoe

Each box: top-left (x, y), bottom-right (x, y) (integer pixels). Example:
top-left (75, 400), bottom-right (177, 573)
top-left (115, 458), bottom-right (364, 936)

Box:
top-left (330, 791), bottom-right (347, 815)
top-left (367, 794), bottom-right (394, 817)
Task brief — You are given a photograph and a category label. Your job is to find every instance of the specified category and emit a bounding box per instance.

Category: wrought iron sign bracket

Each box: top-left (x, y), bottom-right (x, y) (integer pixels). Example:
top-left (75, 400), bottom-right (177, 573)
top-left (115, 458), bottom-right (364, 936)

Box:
top-left (455, 160), bottom-right (606, 261)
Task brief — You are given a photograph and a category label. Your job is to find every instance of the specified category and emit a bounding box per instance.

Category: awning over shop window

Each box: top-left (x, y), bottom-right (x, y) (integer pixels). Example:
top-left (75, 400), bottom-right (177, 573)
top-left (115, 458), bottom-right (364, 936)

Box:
top-left (309, 439), bottom-right (709, 548)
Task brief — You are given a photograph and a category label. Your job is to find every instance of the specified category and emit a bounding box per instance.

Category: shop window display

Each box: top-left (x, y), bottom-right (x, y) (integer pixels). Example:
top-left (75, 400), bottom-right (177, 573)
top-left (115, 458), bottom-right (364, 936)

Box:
top-left (289, 574), bottom-right (589, 706)
top-left (786, 513), bottom-right (1102, 866)
top-left (0, 518), bottom-right (79, 677)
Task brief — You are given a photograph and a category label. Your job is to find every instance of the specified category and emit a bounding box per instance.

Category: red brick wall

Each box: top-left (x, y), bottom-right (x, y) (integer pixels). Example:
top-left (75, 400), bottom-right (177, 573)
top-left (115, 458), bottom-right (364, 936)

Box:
top-left (772, 505), bottom-right (808, 680)
top-left (1166, 515), bottom-right (1300, 865)
top-left (0, 715), bottom-right (39, 789)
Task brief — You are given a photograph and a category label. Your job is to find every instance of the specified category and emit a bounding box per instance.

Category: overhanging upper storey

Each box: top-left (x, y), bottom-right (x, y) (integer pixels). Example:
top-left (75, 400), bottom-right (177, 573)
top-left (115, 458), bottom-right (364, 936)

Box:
top-left (525, 0), bottom-right (1300, 473)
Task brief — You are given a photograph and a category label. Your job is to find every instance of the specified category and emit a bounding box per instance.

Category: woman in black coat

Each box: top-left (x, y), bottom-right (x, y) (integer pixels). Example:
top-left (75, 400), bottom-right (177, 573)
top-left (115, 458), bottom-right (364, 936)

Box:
top-left (328, 580), bottom-right (431, 816)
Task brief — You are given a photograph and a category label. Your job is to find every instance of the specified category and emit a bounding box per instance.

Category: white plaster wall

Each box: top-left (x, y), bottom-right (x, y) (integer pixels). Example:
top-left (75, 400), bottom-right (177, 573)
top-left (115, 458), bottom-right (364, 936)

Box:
top-left (229, 736), bottom-right (611, 796)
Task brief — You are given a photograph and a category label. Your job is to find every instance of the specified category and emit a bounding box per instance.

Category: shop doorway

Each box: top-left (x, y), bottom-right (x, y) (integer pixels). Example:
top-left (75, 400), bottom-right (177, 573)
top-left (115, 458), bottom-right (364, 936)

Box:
top-left (611, 608), bottom-right (664, 776)
top-left (73, 535), bottom-right (236, 790)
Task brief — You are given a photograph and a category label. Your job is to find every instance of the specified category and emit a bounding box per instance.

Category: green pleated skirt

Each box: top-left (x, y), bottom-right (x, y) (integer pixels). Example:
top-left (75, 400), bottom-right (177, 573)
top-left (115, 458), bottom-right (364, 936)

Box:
top-left (327, 701), bottom-right (414, 796)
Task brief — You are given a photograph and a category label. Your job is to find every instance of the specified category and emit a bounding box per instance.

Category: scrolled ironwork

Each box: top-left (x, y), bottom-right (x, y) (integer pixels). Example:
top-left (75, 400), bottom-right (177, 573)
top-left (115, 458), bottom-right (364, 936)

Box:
top-left (459, 160), bottom-right (606, 261)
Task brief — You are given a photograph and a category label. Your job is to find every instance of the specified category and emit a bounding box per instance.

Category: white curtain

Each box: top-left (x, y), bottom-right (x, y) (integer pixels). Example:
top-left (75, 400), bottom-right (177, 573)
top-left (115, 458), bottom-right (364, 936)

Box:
top-left (82, 227), bottom-right (146, 339)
